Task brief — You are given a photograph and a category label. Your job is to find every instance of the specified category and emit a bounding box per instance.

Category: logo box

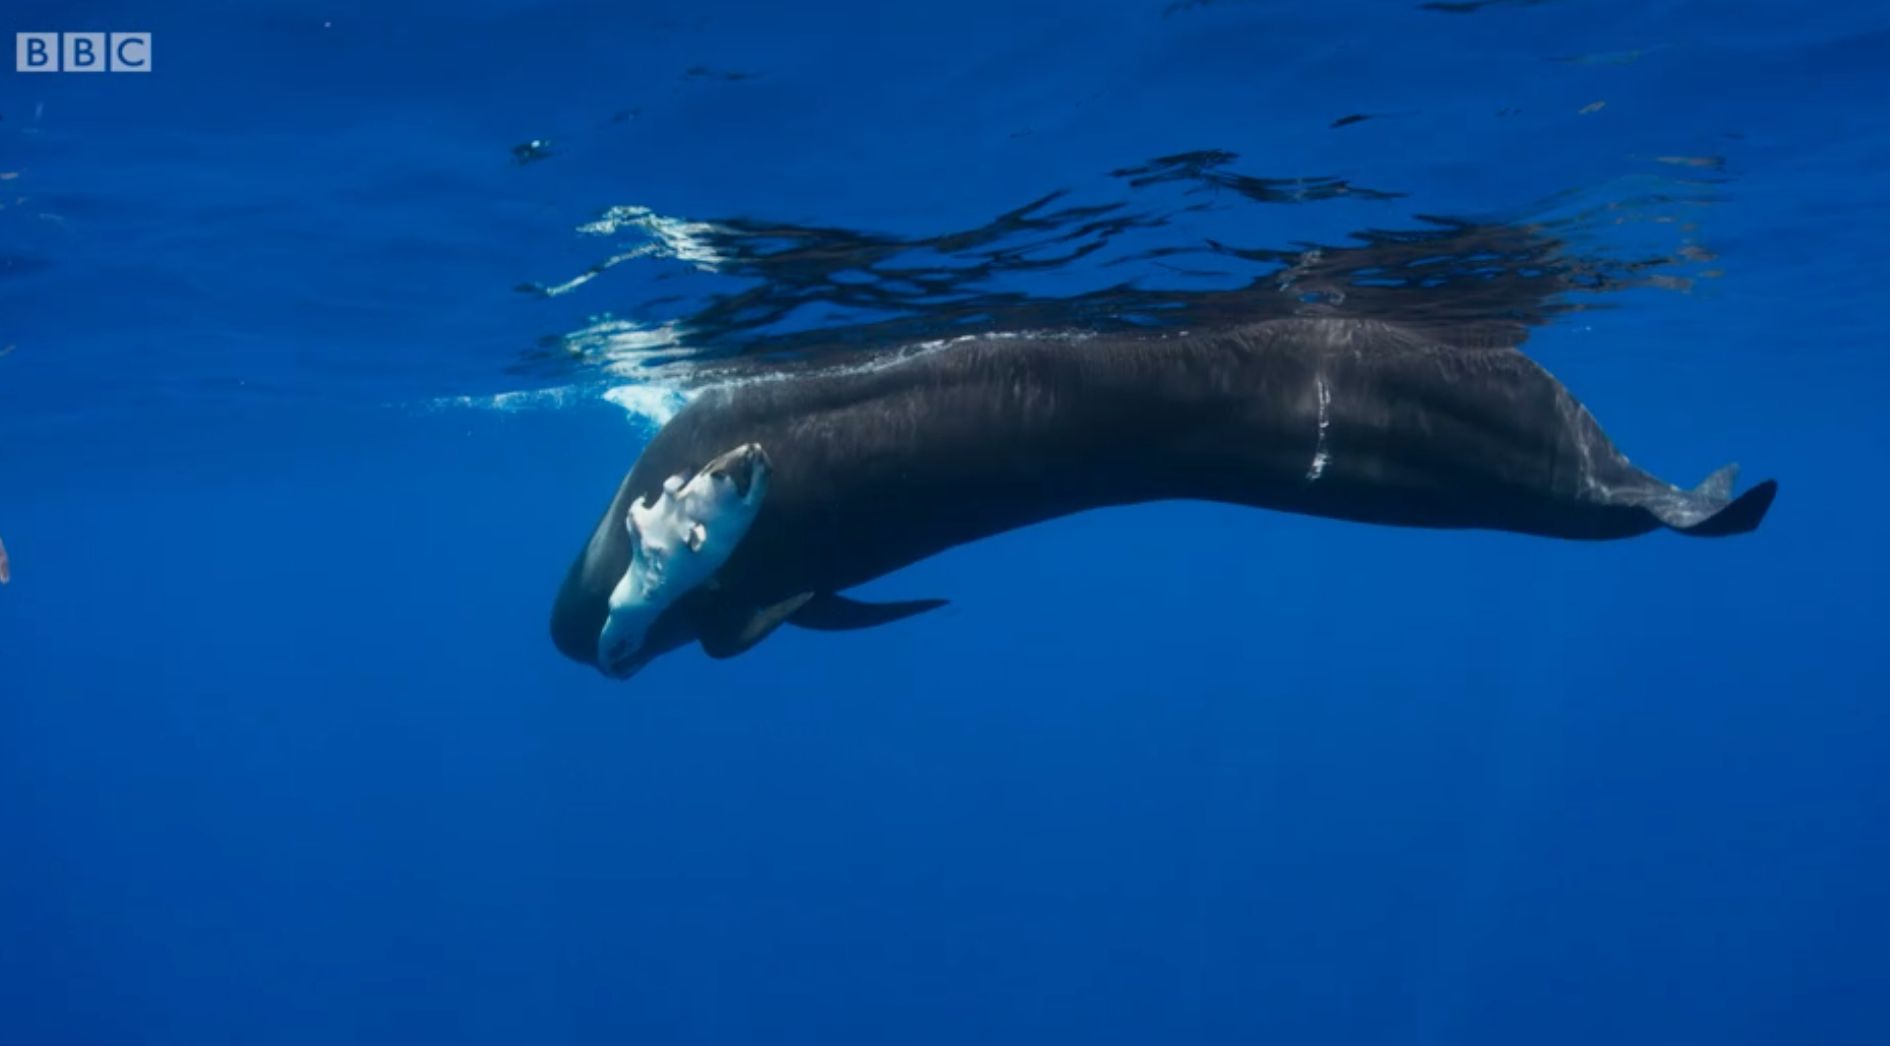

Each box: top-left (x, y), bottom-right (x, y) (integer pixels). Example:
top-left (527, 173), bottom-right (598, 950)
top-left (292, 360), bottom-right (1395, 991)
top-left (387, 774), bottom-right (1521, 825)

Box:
top-left (16, 32), bottom-right (151, 72)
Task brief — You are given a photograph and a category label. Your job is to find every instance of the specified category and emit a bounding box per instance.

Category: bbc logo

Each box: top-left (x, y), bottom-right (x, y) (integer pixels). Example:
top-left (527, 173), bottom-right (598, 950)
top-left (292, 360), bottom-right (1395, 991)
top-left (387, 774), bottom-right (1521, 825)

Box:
top-left (16, 32), bottom-right (152, 73)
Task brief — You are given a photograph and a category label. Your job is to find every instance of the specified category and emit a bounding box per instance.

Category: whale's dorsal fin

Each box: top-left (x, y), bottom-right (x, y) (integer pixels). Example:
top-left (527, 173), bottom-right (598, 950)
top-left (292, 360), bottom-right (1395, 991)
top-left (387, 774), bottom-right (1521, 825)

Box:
top-left (789, 593), bottom-right (949, 632)
top-left (696, 592), bottom-right (815, 659)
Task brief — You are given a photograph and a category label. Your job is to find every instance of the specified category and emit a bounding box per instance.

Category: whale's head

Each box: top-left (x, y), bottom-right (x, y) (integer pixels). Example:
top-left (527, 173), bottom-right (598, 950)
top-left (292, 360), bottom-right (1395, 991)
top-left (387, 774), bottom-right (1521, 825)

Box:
top-left (549, 443), bottom-right (771, 680)
top-left (599, 442), bottom-right (771, 679)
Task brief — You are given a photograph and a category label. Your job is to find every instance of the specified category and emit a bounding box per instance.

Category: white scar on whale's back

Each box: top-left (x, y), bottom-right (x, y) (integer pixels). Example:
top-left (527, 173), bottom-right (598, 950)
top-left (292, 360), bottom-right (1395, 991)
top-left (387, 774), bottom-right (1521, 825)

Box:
top-left (1306, 373), bottom-right (1332, 482)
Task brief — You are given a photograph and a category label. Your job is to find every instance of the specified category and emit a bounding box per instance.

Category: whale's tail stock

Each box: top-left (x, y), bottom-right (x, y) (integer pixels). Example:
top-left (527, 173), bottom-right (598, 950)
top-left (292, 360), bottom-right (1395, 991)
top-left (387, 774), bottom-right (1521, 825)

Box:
top-left (1630, 463), bottom-right (1779, 537)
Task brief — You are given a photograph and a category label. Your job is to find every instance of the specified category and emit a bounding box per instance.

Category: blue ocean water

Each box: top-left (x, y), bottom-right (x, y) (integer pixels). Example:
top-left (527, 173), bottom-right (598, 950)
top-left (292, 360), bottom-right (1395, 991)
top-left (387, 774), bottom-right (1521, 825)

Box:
top-left (3, 1), bottom-right (1887, 1042)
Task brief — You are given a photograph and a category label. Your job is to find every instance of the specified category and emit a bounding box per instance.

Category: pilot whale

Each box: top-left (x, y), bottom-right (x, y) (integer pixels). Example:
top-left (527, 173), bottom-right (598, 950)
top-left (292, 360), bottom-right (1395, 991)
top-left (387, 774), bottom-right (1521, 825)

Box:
top-left (550, 317), bottom-right (1776, 679)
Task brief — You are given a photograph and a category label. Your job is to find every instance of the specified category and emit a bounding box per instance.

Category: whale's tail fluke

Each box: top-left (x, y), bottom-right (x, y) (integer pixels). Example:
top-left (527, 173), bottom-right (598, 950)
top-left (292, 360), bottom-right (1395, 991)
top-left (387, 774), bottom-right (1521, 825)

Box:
top-left (1635, 463), bottom-right (1778, 537)
top-left (1673, 477), bottom-right (1778, 537)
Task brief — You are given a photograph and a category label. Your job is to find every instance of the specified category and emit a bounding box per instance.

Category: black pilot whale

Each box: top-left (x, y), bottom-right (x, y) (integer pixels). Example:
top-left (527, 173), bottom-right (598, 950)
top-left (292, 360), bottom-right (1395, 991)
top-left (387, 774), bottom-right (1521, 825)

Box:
top-left (550, 317), bottom-right (1776, 679)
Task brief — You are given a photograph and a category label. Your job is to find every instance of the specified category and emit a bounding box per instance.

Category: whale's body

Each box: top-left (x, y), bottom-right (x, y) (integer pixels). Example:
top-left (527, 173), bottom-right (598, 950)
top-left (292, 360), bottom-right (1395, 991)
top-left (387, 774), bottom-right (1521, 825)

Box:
top-left (551, 318), bottom-right (1776, 675)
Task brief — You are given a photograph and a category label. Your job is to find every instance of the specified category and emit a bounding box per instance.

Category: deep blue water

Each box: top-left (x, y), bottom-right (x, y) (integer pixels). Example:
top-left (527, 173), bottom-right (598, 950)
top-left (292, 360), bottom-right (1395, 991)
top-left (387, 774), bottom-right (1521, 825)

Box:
top-left (3, 1), bottom-right (1888, 1043)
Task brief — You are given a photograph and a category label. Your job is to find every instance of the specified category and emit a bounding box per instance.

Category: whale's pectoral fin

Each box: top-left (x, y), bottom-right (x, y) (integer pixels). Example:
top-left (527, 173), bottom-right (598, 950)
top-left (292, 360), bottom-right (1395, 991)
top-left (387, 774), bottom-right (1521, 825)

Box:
top-left (789, 593), bottom-right (949, 632)
top-left (696, 592), bottom-right (816, 659)
top-left (1632, 463), bottom-right (1779, 538)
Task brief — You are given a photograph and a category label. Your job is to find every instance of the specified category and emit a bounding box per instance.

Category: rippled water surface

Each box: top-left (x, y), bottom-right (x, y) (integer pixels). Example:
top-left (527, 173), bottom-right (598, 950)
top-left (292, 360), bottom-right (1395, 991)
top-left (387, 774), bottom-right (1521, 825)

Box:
top-left (2, 2), bottom-right (1887, 1044)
